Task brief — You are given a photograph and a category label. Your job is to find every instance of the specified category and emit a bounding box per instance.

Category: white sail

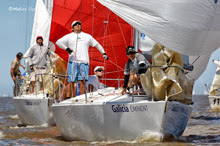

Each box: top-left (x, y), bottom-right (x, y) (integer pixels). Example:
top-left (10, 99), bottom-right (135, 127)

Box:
top-left (24, 0), bottom-right (51, 57)
top-left (187, 54), bottom-right (212, 80)
top-left (138, 32), bottom-right (155, 53)
top-left (209, 60), bottom-right (220, 96)
top-left (98, 0), bottom-right (220, 56)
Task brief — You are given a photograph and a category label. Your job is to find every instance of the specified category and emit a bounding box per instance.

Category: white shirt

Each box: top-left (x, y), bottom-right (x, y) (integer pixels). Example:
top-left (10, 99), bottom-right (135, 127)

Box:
top-left (86, 75), bottom-right (105, 91)
top-left (56, 32), bottom-right (99, 64)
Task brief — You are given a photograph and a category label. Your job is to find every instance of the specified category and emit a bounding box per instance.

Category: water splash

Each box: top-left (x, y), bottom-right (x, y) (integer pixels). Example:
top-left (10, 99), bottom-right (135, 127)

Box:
top-left (0, 131), bottom-right (4, 139)
top-left (136, 131), bottom-right (163, 142)
top-left (8, 115), bottom-right (19, 119)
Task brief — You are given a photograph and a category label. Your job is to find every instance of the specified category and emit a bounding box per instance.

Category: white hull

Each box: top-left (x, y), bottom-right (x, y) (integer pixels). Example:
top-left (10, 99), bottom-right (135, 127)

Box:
top-left (208, 96), bottom-right (220, 109)
top-left (13, 95), bottom-right (55, 126)
top-left (52, 88), bottom-right (192, 141)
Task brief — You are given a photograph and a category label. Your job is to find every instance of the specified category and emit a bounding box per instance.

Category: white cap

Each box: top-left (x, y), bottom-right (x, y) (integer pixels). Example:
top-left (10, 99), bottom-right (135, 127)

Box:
top-left (94, 66), bottom-right (104, 72)
top-left (71, 20), bottom-right (81, 28)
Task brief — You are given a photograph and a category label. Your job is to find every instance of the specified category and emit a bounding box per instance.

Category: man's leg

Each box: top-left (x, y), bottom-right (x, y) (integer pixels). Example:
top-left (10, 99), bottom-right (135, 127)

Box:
top-left (71, 82), bottom-right (77, 97)
top-left (77, 63), bottom-right (89, 95)
top-left (133, 74), bottom-right (141, 87)
top-left (130, 74), bottom-right (141, 87)
top-left (30, 67), bottom-right (36, 93)
top-left (13, 81), bottom-right (16, 96)
top-left (79, 80), bottom-right (85, 94)
top-left (66, 83), bottom-right (71, 98)
top-left (30, 81), bottom-right (35, 93)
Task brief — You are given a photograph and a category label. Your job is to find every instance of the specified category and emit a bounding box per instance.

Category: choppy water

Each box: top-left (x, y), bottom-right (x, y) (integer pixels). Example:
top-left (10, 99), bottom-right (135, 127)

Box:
top-left (1, 95), bottom-right (220, 145)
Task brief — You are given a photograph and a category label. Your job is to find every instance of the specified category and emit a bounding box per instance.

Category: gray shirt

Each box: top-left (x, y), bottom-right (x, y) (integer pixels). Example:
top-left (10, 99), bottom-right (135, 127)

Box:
top-left (124, 53), bottom-right (150, 75)
top-left (28, 43), bottom-right (50, 69)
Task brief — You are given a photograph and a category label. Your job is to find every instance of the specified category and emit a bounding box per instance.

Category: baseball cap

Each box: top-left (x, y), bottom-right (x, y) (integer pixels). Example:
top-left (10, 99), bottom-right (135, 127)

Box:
top-left (36, 36), bottom-right (43, 40)
top-left (71, 21), bottom-right (81, 28)
top-left (94, 66), bottom-right (104, 72)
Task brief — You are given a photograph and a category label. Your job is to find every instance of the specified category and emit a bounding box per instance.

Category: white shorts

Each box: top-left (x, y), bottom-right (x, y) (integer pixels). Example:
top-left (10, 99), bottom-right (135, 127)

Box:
top-left (30, 67), bottom-right (47, 82)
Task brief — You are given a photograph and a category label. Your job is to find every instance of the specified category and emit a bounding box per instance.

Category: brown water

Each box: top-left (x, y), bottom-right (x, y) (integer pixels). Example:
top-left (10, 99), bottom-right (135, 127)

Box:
top-left (1, 95), bottom-right (220, 145)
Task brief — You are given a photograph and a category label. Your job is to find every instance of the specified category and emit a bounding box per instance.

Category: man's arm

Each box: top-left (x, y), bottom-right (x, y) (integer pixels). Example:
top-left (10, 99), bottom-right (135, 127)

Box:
top-left (27, 47), bottom-right (34, 66)
top-left (120, 74), bottom-right (130, 95)
top-left (137, 54), bottom-right (150, 74)
top-left (56, 39), bottom-right (68, 50)
top-left (56, 37), bottom-right (73, 55)
top-left (10, 68), bottom-right (15, 81)
top-left (20, 64), bottom-right (25, 69)
top-left (95, 43), bottom-right (108, 60)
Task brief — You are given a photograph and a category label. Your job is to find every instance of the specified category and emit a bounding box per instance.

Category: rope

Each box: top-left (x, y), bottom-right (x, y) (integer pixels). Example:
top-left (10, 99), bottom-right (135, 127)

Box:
top-left (24, 0), bottom-right (29, 53)
top-left (116, 15), bottom-right (127, 47)
top-left (190, 56), bottom-right (200, 65)
top-left (108, 60), bottom-right (124, 70)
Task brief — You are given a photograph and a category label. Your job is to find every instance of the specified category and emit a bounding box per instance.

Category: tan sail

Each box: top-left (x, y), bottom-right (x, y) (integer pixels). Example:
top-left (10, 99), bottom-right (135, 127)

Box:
top-left (141, 44), bottom-right (193, 104)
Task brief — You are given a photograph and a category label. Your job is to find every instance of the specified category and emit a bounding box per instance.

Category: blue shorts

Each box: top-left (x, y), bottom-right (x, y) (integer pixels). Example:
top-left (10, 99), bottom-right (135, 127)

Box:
top-left (67, 62), bottom-right (89, 82)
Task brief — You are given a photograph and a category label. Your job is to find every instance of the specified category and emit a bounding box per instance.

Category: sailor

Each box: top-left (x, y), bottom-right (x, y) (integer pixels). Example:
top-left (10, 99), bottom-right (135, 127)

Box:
top-left (120, 46), bottom-right (150, 95)
top-left (56, 20), bottom-right (109, 98)
top-left (86, 66), bottom-right (105, 92)
top-left (10, 52), bottom-right (25, 96)
top-left (27, 36), bottom-right (51, 93)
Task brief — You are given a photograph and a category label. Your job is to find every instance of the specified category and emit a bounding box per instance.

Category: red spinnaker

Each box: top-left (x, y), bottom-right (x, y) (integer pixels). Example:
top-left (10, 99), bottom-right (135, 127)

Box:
top-left (50, 0), bottom-right (133, 87)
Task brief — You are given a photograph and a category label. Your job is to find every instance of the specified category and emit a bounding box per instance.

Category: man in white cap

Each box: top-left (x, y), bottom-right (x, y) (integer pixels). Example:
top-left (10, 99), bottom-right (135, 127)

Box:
top-left (56, 20), bottom-right (108, 97)
top-left (86, 66), bottom-right (105, 92)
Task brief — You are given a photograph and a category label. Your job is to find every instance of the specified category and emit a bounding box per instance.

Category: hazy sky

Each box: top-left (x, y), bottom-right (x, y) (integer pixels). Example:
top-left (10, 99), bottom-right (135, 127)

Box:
top-left (0, 0), bottom-right (219, 96)
top-left (0, 0), bottom-right (35, 96)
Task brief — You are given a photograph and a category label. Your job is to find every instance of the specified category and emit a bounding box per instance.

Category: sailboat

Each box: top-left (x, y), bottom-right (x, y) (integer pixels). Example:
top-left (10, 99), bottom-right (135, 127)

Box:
top-left (13, 0), bottom-right (56, 126)
top-left (48, 0), bottom-right (220, 142)
top-left (206, 60), bottom-right (220, 109)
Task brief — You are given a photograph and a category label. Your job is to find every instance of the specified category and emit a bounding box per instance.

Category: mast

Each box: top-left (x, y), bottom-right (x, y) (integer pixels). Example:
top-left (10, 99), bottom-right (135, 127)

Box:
top-left (45, 0), bottom-right (53, 16)
top-left (134, 29), bottom-right (139, 52)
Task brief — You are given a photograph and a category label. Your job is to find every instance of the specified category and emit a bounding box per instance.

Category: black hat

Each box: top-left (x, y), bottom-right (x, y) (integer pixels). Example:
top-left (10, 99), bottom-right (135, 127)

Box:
top-left (126, 46), bottom-right (136, 54)
top-left (16, 52), bottom-right (23, 58)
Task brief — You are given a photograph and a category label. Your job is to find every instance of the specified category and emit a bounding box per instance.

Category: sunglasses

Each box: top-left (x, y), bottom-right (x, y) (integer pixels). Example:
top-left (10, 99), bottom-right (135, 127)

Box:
top-left (96, 70), bottom-right (104, 72)
top-left (126, 52), bottom-right (136, 55)
top-left (73, 22), bottom-right (81, 27)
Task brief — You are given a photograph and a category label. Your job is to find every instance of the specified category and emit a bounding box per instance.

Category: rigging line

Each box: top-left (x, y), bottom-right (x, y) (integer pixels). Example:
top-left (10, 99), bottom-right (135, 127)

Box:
top-left (131, 27), bottom-right (135, 46)
top-left (116, 15), bottom-right (127, 47)
top-left (38, 15), bottom-right (51, 35)
top-left (24, 0), bottom-right (29, 53)
top-left (101, 11), bottom-right (110, 48)
top-left (102, 69), bottom-right (124, 75)
top-left (108, 60), bottom-right (124, 70)
top-left (90, 0), bottom-right (95, 74)
top-left (107, 24), bottom-right (122, 78)
top-left (101, 11), bottom-right (111, 83)
top-left (79, 0), bottom-right (82, 19)
top-left (190, 56), bottom-right (200, 65)
top-left (91, 0), bottom-right (95, 36)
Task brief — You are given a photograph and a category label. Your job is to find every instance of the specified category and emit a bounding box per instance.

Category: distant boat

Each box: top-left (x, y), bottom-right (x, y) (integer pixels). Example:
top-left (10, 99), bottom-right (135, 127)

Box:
top-left (13, 0), bottom-right (55, 126)
top-left (205, 60), bottom-right (220, 109)
top-left (2, 94), bottom-right (10, 97)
